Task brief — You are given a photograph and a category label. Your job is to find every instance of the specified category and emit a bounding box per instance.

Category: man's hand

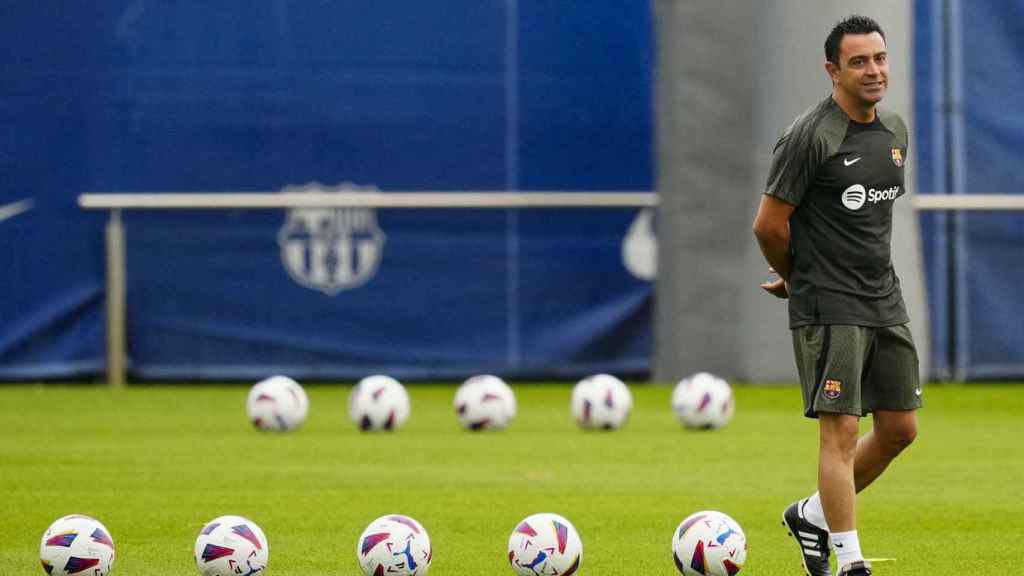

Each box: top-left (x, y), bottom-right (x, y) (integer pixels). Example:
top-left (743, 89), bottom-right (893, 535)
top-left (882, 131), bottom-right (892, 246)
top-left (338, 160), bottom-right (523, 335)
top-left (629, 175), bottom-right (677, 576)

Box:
top-left (760, 277), bottom-right (789, 299)
top-left (760, 268), bottom-right (789, 299)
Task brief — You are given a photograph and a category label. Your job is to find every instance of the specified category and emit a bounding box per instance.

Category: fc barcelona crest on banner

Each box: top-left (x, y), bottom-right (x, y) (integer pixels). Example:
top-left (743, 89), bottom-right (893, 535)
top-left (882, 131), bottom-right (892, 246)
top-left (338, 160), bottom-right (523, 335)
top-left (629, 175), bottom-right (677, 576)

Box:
top-left (277, 182), bottom-right (386, 295)
top-left (891, 147), bottom-right (904, 167)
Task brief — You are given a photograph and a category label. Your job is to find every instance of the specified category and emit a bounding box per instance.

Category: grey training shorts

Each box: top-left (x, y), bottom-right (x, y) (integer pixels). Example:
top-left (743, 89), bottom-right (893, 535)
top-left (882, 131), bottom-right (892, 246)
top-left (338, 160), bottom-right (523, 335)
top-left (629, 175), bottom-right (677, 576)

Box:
top-left (792, 324), bottom-right (922, 418)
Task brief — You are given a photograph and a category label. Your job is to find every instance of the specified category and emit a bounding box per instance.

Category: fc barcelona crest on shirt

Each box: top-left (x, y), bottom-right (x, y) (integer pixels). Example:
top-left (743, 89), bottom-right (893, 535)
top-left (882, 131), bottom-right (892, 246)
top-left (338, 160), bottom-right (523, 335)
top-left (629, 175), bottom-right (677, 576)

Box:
top-left (891, 147), bottom-right (904, 167)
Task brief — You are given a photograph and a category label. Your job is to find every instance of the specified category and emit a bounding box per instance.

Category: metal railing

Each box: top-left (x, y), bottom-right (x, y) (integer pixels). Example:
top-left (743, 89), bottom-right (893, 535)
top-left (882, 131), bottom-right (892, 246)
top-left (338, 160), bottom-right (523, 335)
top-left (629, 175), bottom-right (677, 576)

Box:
top-left (911, 194), bottom-right (1024, 211)
top-left (78, 190), bottom-right (659, 387)
top-left (78, 191), bottom-right (1020, 386)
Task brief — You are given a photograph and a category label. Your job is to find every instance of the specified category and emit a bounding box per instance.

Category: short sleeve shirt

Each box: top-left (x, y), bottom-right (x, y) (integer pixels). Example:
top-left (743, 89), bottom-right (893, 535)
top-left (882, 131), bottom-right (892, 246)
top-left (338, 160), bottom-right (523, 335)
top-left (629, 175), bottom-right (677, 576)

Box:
top-left (765, 96), bottom-right (910, 328)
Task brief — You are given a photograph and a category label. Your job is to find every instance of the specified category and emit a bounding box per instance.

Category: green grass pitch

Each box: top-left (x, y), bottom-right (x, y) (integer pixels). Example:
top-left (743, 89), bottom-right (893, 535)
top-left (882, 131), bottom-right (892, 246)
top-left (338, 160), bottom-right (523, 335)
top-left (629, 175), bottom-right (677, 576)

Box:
top-left (1, 382), bottom-right (1020, 574)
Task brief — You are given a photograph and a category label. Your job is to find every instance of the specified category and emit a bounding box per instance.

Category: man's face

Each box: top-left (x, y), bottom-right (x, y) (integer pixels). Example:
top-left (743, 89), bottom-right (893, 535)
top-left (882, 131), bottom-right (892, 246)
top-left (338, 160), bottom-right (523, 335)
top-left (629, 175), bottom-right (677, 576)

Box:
top-left (828, 32), bottom-right (889, 105)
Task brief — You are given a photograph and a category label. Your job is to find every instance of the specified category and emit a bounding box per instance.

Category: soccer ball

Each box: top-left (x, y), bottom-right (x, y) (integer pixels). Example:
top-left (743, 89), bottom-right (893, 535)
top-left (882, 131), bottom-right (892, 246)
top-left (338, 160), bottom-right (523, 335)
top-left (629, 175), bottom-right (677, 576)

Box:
top-left (348, 375), bottom-right (411, 431)
top-left (454, 374), bottom-right (516, 431)
top-left (356, 514), bottom-right (432, 576)
top-left (246, 375), bottom-right (309, 432)
top-left (672, 510), bottom-right (746, 576)
top-left (193, 515), bottom-right (269, 576)
top-left (39, 514), bottom-right (115, 576)
top-left (671, 372), bottom-right (735, 430)
top-left (507, 513), bottom-right (582, 576)
top-left (570, 373), bottom-right (632, 430)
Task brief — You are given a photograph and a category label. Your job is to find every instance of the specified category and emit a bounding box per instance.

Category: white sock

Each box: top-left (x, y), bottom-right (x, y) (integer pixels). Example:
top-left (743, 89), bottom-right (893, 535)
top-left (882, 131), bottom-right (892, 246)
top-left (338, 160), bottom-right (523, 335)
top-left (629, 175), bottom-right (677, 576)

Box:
top-left (803, 492), bottom-right (829, 531)
top-left (831, 530), bottom-right (864, 569)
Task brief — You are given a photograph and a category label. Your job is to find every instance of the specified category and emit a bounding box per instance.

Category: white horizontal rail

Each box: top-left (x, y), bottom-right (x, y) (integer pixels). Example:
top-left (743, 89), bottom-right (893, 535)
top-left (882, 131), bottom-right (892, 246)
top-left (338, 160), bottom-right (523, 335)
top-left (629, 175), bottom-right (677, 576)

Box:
top-left (79, 191), bottom-right (658, 210)
top-left (912, 194), bottom-right (1024, 211)
top-left (81, 192), bottom-right (1024, 211)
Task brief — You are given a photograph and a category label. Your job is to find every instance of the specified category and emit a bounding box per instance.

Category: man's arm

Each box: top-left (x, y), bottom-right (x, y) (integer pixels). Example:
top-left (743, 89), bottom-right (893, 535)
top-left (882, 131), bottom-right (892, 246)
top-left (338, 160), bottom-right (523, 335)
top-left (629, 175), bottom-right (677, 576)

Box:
top-left (752, 193), bottom-right (796, 298)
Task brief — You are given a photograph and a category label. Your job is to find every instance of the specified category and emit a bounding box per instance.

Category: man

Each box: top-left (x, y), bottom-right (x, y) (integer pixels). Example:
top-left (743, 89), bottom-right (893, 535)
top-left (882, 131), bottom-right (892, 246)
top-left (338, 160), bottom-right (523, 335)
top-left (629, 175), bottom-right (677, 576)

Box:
top-left (752, 15), bottom-right (921, 576)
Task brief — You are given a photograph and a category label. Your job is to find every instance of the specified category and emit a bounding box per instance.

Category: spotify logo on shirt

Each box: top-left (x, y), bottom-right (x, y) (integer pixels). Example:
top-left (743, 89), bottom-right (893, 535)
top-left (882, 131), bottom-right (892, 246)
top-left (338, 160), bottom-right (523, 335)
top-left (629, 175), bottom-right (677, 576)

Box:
top-left (841, 184), bottom-right (900, 211)
top-left (842, 184), bottom-right (867, 210)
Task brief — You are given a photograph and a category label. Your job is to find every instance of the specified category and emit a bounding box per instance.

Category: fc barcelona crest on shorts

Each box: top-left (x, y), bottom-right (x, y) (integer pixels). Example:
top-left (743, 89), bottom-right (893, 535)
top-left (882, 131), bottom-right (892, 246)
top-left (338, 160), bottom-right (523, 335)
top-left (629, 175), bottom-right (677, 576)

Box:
top-left (891, 147), bottom-right (904, 167)
top-left (823, 379), bottom-right (842, 400)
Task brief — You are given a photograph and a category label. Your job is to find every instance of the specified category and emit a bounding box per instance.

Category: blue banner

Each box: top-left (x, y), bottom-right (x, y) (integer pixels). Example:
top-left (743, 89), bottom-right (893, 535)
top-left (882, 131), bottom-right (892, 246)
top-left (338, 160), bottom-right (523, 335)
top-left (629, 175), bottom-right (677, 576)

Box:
top-left (1, 2), bottom-right (653, 380)
top-left (914, 0), bottom-right (1024, 379)
top-left (122, 204), bottom-right (653, 380)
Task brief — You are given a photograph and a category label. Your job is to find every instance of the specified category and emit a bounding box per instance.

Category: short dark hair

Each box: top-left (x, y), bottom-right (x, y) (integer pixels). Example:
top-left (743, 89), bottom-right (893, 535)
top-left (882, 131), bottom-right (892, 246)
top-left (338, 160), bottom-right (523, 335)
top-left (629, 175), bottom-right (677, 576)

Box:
top-left (825, 15), bottom-right (886, 66)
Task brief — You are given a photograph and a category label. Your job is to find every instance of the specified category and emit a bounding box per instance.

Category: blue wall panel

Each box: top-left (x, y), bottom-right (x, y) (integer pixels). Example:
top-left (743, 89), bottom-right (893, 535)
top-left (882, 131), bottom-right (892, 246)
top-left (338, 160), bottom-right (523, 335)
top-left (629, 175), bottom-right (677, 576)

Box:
top-left (914, 0), bottom-right (1024, 379)
top-left (1, 2), bottom-right (653, 381)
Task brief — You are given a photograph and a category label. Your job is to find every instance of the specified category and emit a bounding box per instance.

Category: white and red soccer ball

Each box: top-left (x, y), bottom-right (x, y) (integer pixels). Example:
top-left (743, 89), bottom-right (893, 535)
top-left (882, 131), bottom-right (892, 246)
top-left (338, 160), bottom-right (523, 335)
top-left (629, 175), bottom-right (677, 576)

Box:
top-left (570, 374), bottom-right (632, 430)
top-left (193, 515), bottom-right (269, 576)
top-left (356, 514), bottom-right (432, 576)
top-left (39, 514), bottom-right (115, 576)
top-left (348, 375), bottom-right (411, 432)
top-left (246, 375), bottom-right (309, 432)
top-left (671, 372), bottom-right (735, 430)
top-left (507, 513), bottom-right (582, 576)
top-left (672, 510), bottom-right (747, 576)
top-left (453, 374), bottom-right (517, 431)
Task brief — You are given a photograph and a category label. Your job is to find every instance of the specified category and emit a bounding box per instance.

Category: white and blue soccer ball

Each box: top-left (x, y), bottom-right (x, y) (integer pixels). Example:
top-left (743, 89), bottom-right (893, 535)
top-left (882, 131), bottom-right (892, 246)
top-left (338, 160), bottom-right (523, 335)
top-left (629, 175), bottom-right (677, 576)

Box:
top-left (348, 375), bottom-right (411, 432)
top-left (672, 372), bottom-right (735, 430)
top-left (246, 375), bottom-right (309, 432)
top-left (193, 515), bottom-right (269, 576)
top-left (454, 374), bottom-right (516, 431)
top-left (672, 510), bottom-right (746, 576)
top-left (570, 373), bottom-right (633, 430)
top-left (507, 513), bottom-right (582, 576)
top-left (356, 514), bottom-right (432, 576)
top-left (39, 514), bottom-right (115, 576)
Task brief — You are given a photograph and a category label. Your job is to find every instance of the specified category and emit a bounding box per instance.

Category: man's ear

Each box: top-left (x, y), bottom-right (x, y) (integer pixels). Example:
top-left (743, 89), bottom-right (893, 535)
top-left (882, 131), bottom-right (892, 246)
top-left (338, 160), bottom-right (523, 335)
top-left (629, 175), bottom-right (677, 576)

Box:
top-left (825, 60), bottom-right (840, 84)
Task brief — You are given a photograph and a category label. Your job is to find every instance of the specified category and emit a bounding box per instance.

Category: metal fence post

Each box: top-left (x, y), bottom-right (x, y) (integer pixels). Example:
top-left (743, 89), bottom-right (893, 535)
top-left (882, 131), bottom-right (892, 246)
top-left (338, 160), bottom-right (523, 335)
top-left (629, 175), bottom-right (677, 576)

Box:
top-left (105, 210), bottom-right (126, 388)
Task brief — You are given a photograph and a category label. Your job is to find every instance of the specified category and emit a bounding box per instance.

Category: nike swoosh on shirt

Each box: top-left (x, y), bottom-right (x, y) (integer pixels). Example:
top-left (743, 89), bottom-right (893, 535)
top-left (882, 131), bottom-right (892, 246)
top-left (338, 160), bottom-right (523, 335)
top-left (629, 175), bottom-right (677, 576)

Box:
top-left (843, 157), bottom-right (862, 166)
top-left (0, 198), bottom-right (34, 223)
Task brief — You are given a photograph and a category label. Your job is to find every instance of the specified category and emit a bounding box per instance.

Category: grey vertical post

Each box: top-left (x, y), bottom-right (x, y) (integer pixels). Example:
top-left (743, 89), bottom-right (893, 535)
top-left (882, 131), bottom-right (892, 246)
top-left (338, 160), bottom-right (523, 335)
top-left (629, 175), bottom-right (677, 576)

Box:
top-left (653, 1), bottom-right (757, 383)
top-left (105, 210), bottom-right (126, 388)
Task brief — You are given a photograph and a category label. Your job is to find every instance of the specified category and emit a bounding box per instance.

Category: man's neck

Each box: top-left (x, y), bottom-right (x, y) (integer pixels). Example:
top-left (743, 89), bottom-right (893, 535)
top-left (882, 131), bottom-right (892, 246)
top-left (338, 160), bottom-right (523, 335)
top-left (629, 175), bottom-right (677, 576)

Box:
top-left (831, 89), bottom-right (876, 123)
